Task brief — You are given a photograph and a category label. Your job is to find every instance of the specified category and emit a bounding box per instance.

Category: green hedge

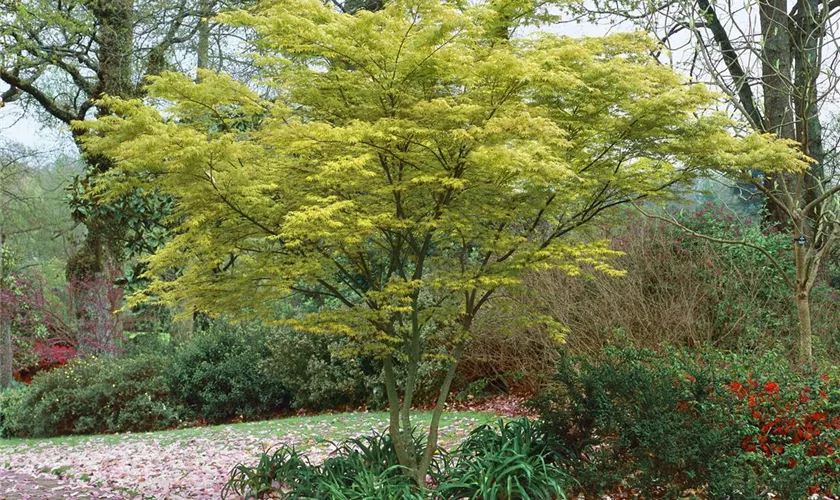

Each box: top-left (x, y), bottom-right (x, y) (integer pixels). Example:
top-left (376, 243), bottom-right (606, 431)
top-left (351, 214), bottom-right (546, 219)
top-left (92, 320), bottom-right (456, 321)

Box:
top-left (168, 323), bottom-right (290, 422)
top-left (0, 322), bottom-right (388, 438)
top-left (2, 354), bottom-right (181, 437)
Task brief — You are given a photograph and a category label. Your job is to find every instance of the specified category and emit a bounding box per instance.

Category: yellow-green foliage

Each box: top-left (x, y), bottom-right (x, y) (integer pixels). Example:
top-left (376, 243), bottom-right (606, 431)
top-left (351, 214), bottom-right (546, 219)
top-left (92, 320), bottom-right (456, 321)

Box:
top-left (80, 0), bottom-right (805, 364)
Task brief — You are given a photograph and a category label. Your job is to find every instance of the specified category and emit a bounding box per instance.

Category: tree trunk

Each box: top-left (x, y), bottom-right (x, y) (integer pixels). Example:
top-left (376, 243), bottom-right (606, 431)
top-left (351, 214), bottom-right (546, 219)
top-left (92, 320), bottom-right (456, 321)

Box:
top-left (0, 319), bottom-right (11, 389)
top-left (95, 0), bottom-right (135, 103)
top-left (759, 0), bottom-right (796, 225)
top-left (796, 287), bottom-right (812, 365)
top-left (0, 250), bottom-right (11, 388)
top-left (793, 230), bottom-right (813, 365)
top-left (793, 0), bottom-right (825, 213)
top-left (197, 0), bottom-right (213, 71)
top-left (66, 0), bottom-right (137, 353)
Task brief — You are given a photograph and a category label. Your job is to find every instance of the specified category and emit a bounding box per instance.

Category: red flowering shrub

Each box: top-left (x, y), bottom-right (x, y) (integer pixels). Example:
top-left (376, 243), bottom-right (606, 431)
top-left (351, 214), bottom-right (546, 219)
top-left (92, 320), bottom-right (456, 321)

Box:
top-left (534, 348), bottom-right (840, 498)
top-left (724, 372), bottom-right (840, 498)
top-left (5, 273), bottom-right (124, 383)
top-left (32, 342), bottom-right (76, 367)
top-left (14, 342), bottom-right (78, 384)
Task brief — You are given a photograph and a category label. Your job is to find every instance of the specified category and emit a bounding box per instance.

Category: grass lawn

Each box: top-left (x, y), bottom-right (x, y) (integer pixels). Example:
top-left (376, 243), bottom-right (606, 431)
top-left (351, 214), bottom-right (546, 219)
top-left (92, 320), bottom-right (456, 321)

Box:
top-left (0, 410), bottom-right (496, 449)
top-left (0, 410), bottom-right (496, 498)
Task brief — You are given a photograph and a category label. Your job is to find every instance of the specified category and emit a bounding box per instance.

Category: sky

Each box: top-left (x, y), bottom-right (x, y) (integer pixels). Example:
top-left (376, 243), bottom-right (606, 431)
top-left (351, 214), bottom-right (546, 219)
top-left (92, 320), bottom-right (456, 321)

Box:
top-left (0, 107), bottom-right (76, 156)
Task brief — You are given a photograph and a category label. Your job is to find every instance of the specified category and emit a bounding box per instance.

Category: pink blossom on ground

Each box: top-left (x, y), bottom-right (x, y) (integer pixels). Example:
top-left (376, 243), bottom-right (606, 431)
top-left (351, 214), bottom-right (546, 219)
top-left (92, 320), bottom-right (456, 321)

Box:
top-left (0, 412), bottom-right (489, 499)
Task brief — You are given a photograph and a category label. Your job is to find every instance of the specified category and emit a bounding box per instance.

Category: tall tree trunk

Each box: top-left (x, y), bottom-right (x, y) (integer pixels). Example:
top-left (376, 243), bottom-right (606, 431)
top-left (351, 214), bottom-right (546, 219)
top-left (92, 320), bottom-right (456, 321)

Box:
top-left (95, 0), bottom-right (135, 105)
top-left (790, 0), bottom-right (824, 363)
top-left (760, 0), bottom-right (795, 137)
top-left (67, 0), bottom-right (137, 353)
top-left (197, 0), bottom-right (213, 71)
top-left (760, 0), bottom-right (796, 224)
top-left (0, 232), bottom-right (11, 389)
top-left (793, 0), bottom-right (825, 208)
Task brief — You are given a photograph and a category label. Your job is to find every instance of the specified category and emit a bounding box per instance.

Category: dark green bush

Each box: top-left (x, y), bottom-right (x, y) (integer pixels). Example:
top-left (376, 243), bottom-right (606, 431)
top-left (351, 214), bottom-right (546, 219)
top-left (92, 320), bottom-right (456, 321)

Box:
top-left (4, 354), bottom-right (181, 437)
top-left (0, 382), bottom-right (28, 438)
top-left (168, 322), bottom-right (289, 423)
top-left (530, 347), bottom-right (755, 498)
top-left (532, 347), bottom-right (840, 498)
top-left (263, 327), bottom-right (382, 411)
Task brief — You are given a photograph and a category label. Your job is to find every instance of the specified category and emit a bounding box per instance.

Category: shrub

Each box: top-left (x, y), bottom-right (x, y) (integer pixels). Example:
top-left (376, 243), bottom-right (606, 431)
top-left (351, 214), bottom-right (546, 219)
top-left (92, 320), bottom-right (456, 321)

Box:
top-left (4, 354), bottom-right (181, 437)
top-left (262, 328), bottom-right (382, 411)
top-left (720, 356), bottom-right (840, 498)
top-left (531, 347), bottom-right (746, 497)
top-left (168, 322), bottom-right (290, 423)
top-left (510, 206), bottom-right (819, 357)
top-left (532, 347), bottom-right (840, 498)
top-left (458, 308), bottom-right (561, 395)
top-left (0, 382), bottom-right (29, 438)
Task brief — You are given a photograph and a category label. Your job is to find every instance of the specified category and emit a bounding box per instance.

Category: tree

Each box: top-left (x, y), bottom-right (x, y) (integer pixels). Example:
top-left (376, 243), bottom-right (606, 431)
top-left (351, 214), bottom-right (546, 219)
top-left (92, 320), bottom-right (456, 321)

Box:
top-left (569, 0), bottom-right (840, 363)
top-left (0, 142), bottom-right (39, 388)
top-left (0, 0), bottom-right (213, 348)
top-left (81, 0), bottom-right (805, 484)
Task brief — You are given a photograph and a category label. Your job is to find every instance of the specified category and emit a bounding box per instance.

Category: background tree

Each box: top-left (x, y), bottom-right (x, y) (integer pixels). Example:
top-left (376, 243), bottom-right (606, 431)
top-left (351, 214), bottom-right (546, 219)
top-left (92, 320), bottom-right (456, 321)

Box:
top-left (0, 143), bottom-right (39, 388)
top-left (0, 142), bottom-right (84, 387)
top-left (0, 0), bottom-right (256, 348)
top-left (568, 0), bottom-right (840, 362)
top-left (81, 0), bottom-right (805, 484)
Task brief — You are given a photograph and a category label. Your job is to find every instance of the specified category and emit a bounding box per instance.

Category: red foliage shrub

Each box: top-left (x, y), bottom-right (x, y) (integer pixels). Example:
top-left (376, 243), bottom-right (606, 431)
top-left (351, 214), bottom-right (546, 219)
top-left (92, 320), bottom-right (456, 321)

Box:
top-left (721, 373), bottom-right (840, 497)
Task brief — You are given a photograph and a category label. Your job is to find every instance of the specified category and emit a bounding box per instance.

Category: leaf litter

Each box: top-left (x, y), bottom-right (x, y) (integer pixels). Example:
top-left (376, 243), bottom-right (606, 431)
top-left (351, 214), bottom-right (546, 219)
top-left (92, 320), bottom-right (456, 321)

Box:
top-left (0, 411), bottom-right (493, 499)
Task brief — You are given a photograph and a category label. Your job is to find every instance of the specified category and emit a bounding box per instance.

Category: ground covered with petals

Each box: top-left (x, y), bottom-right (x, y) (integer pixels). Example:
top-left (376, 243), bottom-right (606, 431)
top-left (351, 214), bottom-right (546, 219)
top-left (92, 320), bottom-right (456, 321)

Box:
top-left (0, 411), bottom-right (493, 499)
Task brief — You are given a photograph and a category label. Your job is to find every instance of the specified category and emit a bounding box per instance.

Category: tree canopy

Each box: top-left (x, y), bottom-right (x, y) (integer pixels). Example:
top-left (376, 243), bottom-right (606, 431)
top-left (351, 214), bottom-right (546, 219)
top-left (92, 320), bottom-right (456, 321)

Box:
top-left (80, 0), bottom-right (807, 483)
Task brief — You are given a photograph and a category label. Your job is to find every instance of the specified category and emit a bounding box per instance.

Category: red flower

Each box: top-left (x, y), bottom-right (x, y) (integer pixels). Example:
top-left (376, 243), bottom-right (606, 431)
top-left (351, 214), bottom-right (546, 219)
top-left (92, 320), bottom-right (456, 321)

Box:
top-left (729, 381), bottom-right (746, 397)
top-left (741, 436), bottom-right (756, 452)
top-left (764, 382), bottom-right (779, 394)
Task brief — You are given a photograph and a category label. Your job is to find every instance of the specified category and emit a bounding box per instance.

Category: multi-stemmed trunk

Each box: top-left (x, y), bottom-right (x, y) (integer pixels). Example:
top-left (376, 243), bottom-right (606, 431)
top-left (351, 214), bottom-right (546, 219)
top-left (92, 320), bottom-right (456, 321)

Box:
top-left (381, 274), bottom-right (473, 486)
top-left (383, 340), bottom-right (465, 487)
